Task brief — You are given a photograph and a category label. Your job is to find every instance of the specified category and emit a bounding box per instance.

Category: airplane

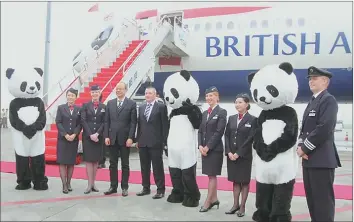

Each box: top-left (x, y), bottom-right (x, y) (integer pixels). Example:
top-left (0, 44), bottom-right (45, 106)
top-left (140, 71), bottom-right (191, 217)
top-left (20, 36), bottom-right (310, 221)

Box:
top-left (131, 2), bottom-right (352, 103)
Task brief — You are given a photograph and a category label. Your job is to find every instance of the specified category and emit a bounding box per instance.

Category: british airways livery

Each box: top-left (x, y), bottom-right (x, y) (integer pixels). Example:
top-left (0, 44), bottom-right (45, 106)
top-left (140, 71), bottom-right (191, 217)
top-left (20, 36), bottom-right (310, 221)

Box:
top-left (134, 2), bottom-right (352, 102)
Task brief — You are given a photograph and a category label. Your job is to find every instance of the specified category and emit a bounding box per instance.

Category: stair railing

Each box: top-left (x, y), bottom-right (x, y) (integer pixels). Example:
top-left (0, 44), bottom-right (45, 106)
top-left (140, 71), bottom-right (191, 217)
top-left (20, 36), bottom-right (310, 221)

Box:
top-left (44, 20), bottom-right (140, 125)
top-left (122, 15), bottom-right (172, 75)
top-left (100, 40), bottom-right (147, 99)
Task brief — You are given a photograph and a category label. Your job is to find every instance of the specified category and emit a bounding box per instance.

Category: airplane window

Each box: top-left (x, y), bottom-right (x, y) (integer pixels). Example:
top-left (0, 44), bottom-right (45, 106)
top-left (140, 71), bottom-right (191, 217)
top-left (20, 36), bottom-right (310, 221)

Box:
top-left (227, 21), bottom-right (234, 30)
top-left (205, 22), bottom-right (212, 31)
top-left (298, 18), bottom-right (305, 26)
top-left (194, 24), bottom-right (200, 31)
top-left (216, 22), bottom-right (222, 30)
top-left (250, 20), bottom-right (257, 28)
top-left (262, 20), bottom-right (268, 28)
top-left (286, 19), bottom-right (292, 27)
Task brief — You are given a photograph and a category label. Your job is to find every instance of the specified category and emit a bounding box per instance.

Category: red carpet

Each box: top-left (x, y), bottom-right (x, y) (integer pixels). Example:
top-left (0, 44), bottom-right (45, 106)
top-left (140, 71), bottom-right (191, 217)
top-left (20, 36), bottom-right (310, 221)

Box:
top-left (1, 161), bottom-right (352, 200)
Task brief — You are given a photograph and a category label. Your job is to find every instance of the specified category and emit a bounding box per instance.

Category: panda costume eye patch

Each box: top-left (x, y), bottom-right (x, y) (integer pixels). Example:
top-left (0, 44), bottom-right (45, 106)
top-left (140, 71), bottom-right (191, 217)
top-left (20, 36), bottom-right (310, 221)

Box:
top-left (170, 88), bottom-right (179, 99)
top-left (20, 82), bottom-right (27, 92)
top-left (35, 81), bottom-right (41, 91)
top-left (266, 85), bottom-right (279, 97)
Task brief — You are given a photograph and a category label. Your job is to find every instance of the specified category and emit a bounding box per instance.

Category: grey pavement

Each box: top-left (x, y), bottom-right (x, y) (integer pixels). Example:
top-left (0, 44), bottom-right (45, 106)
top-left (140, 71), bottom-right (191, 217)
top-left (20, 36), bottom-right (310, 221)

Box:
top-left (1, 128), bottom-right (352, 221)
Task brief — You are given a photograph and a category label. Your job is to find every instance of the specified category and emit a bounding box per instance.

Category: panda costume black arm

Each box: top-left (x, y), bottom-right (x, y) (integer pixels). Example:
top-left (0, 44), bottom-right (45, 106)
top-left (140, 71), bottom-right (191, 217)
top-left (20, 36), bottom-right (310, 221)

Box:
top-left (253, 106), bottom-right (299, 162)
top-left (169, 99), bottom-right (202, 129)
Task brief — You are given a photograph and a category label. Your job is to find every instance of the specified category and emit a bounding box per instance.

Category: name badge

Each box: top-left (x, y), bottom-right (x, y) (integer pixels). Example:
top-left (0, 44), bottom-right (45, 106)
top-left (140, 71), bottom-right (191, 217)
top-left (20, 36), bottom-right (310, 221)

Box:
top-left (309, 110), bottom-right (316, 117)
top-left (245, 123), bottom-right (251, 127)
top-left (212, 116), bottom-right (218, 119)
top-left (101, 108), bottom-right (105, 112)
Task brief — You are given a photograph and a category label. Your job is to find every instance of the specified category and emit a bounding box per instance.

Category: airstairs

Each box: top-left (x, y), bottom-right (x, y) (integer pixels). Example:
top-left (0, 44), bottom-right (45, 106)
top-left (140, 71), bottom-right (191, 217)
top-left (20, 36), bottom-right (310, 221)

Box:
top-left (44, 15), bottom-right (187, 163)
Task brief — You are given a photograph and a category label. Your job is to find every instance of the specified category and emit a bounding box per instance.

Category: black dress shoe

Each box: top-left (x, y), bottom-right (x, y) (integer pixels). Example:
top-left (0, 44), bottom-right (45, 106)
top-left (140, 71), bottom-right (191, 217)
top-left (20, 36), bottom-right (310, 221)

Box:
top-left (122, 189), bottom-right (128, 197)
top-left (67, 184), bottom-right (73, 192)
top-left (104, 187), bottom-right (117, 195)
top-left (225, 206), bottom-right (240, 214)
top-left (91, 187), bottom-right (99, 192)
top-left (152, 193), bottom-right (165, 199)
top-left (136, 189), bottom-right (151, 196)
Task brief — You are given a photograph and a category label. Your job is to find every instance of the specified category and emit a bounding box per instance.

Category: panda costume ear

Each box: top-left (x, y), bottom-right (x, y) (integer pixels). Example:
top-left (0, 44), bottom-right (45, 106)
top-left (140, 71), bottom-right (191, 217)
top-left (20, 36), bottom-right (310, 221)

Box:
top-left (247, 72), bottom-right (257, 85)
top-left (6, 68), bottom-right (15, 79)
top-left (180, 70), bottom-right (191, 81)
top-left (279, 62), bottom-right (293, 75)
top-left (34, 67), bottom-right (44, 77)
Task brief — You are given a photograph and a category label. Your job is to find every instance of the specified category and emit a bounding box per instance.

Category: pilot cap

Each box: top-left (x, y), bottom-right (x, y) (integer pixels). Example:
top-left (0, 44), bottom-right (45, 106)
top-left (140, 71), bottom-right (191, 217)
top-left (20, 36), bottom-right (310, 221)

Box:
top-left (205, 86), bottom-right (219, 94)
top-left (90, 85), bottom-right (101, 91)
top-left (307, 66), bottom-right (332, 79)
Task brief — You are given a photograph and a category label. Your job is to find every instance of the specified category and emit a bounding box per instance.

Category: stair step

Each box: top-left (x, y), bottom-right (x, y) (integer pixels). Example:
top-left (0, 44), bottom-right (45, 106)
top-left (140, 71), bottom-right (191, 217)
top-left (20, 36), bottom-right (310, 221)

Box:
top-left (45, 131), bottom-right (57, 138)
top-left (50, 124), bottom-right (57, 131)
top-left (45, 138), bottom-right (57, 146)
top-left (45, 146), bottom-right (57, 155)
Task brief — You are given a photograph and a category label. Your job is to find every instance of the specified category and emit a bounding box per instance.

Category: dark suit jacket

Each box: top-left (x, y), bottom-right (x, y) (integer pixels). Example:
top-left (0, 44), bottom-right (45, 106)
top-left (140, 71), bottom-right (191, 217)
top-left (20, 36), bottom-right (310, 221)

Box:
top-left (225, 113), bottom-right (256, 159)
top-left (298, 90), bottom-right (341, 168)
top-left (136, 101), bottom-right (169, 148)
top-left (198, 105), bottom-right (227, 152)
top-left (104, 97), bottom-right (137, 146)
top-left (55, 103), bottom-right (82, 140)
top-left (81, 101), bottom-right (106, 139)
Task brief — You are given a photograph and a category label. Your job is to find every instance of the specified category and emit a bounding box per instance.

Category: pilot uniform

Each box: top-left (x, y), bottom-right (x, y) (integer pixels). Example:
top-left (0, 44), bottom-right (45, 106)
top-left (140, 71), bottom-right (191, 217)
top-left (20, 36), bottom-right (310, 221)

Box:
top-left (298, 66), bottom-right (341, 222)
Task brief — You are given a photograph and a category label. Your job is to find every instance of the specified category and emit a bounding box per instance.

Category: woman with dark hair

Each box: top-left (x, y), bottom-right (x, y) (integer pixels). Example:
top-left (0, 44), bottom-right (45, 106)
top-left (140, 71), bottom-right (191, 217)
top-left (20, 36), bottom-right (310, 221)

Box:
top-left (55, 88), bottom-right (82, 194)
top-left (198, 86), bottom-right (227, 212)
top-left (81, 85), bottom-right (105, 194)
top-left (224, 93), bottom-right (256, 217)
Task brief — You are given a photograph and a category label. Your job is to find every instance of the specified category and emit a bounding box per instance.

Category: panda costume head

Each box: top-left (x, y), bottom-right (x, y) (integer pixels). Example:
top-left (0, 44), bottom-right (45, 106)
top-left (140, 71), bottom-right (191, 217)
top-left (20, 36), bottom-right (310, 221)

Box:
top-left (248, 62), bottom-right (298, 110)
top-left (163, 70), bottom-right (199, 109)
top-left (6, 67), bottom-right (43, 99)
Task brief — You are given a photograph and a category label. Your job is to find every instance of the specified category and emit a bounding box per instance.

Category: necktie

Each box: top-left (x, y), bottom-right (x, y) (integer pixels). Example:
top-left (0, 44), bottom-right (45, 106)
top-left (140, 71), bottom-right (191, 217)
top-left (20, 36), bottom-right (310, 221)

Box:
top-left (145, 103), bottom-right (152, 119)
top-left (207, 107), bottom-right (212, 114)
top-left (239, 113), bottom-right (243, 120)
top-left (117, 101), bottom-right (122, 110)
top-left (93, 102), bottom-right (99, 109)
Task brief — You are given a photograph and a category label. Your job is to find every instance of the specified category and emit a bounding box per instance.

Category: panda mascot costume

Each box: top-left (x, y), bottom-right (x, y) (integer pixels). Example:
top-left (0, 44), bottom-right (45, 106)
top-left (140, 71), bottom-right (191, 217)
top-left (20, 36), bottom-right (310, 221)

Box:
top-left (163, 70), bottom-right (202, 207)
top-left (6, 67), bottom-right (48, 191)
top-left (247, 62), bottom-right (299, 222)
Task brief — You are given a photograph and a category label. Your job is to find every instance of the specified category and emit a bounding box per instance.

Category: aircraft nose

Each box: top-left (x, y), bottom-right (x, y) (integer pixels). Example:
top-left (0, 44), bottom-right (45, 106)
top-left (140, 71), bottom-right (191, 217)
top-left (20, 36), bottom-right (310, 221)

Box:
top-left (29, 86), bottom-right (35, 90)
top-left (259, 96), bottom-right (266, 102)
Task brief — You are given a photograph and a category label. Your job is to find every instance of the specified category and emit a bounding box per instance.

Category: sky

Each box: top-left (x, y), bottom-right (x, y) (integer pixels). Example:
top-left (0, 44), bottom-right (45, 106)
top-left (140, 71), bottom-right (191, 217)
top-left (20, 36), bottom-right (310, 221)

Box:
top-left (1, 1), bottom-right (233, 108)
top-left (1, 1), bottom-right (165, 108)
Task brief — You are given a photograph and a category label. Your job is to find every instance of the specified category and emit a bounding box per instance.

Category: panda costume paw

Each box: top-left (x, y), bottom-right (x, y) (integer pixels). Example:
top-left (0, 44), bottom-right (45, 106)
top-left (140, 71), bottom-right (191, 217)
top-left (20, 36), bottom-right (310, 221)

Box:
top-left (248, 62), bottom-right (299, 221)
top-left (6, 67), bottom-right (48, 191)
top-left (164, 70), bottom-right (201, 208)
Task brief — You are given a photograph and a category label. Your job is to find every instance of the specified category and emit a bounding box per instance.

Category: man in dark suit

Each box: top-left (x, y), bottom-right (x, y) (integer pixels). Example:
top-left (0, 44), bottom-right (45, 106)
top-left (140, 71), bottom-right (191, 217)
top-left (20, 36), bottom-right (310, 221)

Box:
top-left (297, 66), bottom-right (341, 222)
top-left (136, 86), bottom-right (169, 199)
top-left (103, 82), bottom-right (137, 197)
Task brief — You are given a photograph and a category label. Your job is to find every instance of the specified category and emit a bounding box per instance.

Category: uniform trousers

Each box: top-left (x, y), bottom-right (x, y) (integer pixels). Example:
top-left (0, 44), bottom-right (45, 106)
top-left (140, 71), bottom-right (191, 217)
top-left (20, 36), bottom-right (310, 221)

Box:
top-left (303, 167), bottom-right (335, 222)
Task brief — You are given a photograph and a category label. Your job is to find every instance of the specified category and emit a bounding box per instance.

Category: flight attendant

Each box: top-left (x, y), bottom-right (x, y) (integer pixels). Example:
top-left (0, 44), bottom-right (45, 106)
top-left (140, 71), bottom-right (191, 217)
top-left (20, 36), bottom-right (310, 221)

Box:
top-left (224, 93), bottom-right (256, 217)
top-left (81, 85), bottom-right (106, 194)
top-left (55, 88), bottom-right (82, 194)
top-left (198, 86), bottom-right (227, 212)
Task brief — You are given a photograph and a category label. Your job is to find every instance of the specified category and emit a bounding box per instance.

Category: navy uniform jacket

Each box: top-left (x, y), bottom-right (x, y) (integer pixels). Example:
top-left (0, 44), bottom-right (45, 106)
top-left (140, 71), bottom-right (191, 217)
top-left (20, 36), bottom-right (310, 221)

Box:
top-left (81, 101), bottom-right (106, 139)
top-left (198, 105), bottom-right (227, 152)
top-left (298, 90), bottom-right (341, 168)
top-left (55, 104), bottom-right (82, 139)
top-left (224, 113), bottom-right (256, 159)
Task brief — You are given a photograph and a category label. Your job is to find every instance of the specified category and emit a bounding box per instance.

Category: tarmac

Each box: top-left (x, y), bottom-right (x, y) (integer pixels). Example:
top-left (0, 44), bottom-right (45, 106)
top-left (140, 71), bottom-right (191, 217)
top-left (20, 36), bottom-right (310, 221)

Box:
top-left (1, 128), bottom-right (352, 221)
